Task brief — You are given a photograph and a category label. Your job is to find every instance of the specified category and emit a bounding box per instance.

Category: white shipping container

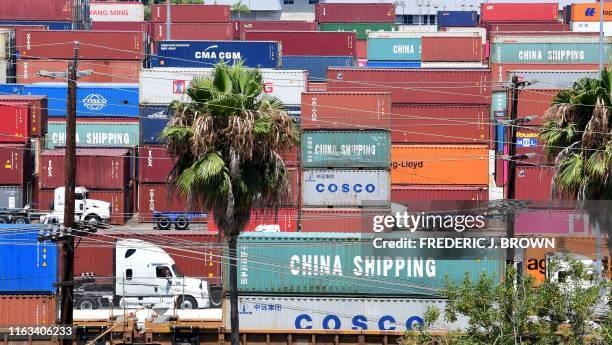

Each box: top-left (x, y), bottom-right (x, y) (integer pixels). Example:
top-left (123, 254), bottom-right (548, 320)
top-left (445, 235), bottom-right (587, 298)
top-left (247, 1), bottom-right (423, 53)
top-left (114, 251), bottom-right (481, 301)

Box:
top-left (139, 68), bottom-right (307, 106)
top-left (302, 169), bottom-right (389, 207)
top-left (397, 25), bottom-right (437, 32)
top-left (0, 60), bottom-right (7, 83)
top-left (571, 22), bottom-right (612, 35)
top-left (0, 29), bottom-right (13, 60)
top-left (224, 296), bottom-right (470, 331)
top-left (90, 2), bottom-right (145, 22)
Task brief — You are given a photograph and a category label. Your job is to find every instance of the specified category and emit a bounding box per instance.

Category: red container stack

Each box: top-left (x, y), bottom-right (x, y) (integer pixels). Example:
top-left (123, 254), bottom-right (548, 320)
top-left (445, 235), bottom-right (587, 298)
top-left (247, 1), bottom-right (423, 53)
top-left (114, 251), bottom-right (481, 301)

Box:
top-left (315, 3), bottom-right (396, 23)
top-left (0, 0), bottom-right (83, 21)
top-left (244, 31), bottom-right (357, 57)
top-left (232, 20), bottom-right (317, 40)
top-left (150, 4), bottom-right (231, 43)
top-left (16, 60), bottom-right (142, 84)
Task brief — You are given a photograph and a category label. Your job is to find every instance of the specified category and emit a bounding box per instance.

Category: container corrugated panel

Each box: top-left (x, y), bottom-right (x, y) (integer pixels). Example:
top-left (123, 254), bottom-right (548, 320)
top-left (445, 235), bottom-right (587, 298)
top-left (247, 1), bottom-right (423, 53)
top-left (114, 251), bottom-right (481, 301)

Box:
top-left (244, 31), bottom-right (356, 57)
top-left (491, 63), bottom-right (600, 89)
top-left (486, 22), bottom-right (569, 33)
top-left (490, 43), bottom-right (611, 64)
top-left (0, 144), bottom-right (30, 185)
top-left (391, 185), bottom-right (488, 212)
top-left (38, 188), bottom-right (131, 225)
top-left (327, 68), bottom-right (491, 105)
top-left (0, 103), bottom-right (28, 143)
top-left (152, 40), bottom-right (280, 69)
top-left (319, 23), bottom-right (397, 40)
top-left (137, 183), bottom-right (189, 222)
top-left (515, 166), bottom-right (554, 201)
top-left (0, 295), bottom-right (56, 325)
top-left (514, 89), bottom-right (559, 126)
top-left (0, 84), bottom-right (24, 95)
top-left (302, 131), bottom-right (390, 168)
top-left (301, 92), bottom-right (391, 130)
top-left (46, 119), bottom-right (139, 149)
top-left (391, 145), bottom-right (489, 185)
top-left (140, 104), bottom-right (170, 144)
top-left (138, 145), bottom-right (173, 183)
top-left (283, 56), bottom-right (355, 81)
top-left (23, 83), bottom-right (139, 117)
top-left (366, 61), bottom-right (421, 68)
top-left (302, 169), bottom-right (390, 207)
top-left (300, 208), bottom-right (390, 233)
top-left (0, 185), bottom-right (23, 209)
top-left (437, 11), bottom-right (478, 27)
top-left (91, 21), bottom-right (148, 32)
top-left (0, 0), bottom-right (77, 21)
top-left (90, 2), bottom-right (144, 22)
top-left (391, 104), bottom-right (489, 144)
top-left (0, 226), bottom-right (58, 293)
top-left (422, 36), bottom-right (482, 62)
top-left (356, 40), bottom-right (367, 59)
top-left (153, 23), bottom-right (232, 41)
top-left (315, 3), bottom-right (395, 23)
top-left (40, 148), bottom-right (131, 190)
top-left (17, 60), bottom-right (142, 84)
top-left (208, 208), bottom-right (298, 233)
top-left (515, 209), bottom-right (591, 236)
top-left (229, 232), bottom-right (503, 295)
top-left (17, 30), bottom-right (144, 60)
top-left (480, 3), bottom-right (558, 22)
top-left (491, 32), bottom-right (601, 44)
top-left (226, 296), bottom-right (469, 331)
top-left (233, 20), bottom-right (317, 40)
top-left (367, 36), bottom-right (421, 61)
top-left (0, 95), bottom-right (48, 137)
top-left (151, 4), bottom-right (230, 23)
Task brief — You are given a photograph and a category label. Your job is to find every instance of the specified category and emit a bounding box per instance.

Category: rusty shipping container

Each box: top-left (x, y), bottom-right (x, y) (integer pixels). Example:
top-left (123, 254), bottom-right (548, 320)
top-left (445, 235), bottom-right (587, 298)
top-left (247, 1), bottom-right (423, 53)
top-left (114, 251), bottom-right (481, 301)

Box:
top-left (301, 92), bottom-right (391, 130)
top-left (0, 0), bottom-right (81, 21)
top-left (327, 68), bottom-right (491, 104)
top-left (315, 3), bottom-right (395, 23)
top-left (40, 148), bottom-right (131, 190)
top-left (0, 103), bottom-right (29, 143)
top-left (300, 208), bottom-right (391, 233)
top-left (480, 3), bottom-right (558, 22)
top-left (490, 64), bottom-right (600, 90)
top-left (422, 36), bottom-right (482, 62)
top-left (137, 183), bottom-right (188, 222)
top-left (208, 208), bottom-right (298, 233)
top-left (0, 295), bottom-right (56, 326)
top-left (391, 104), bottom-right (489, 144)
top-left (92, 21), bottom-right (148, 32)
top-left (17, 30), bottom-right (144, 60)
top-left (233, 20), bottom-right (317, 40)
top-left (515, 166), bottom-right (554, 201)
top-left (153, 23), bottom-right (232, 41)
top-left (38, 188), bottom-right (131, 225)
top-left (391, 145), bottom-right (489, 185)
top-left (0, 144), bottom-right (31, 185)
top-left (151, 4), bottom-right (230, 23)
top-left (244, 31), bottom-right (356, 57)
top-left (138, 145), bottom-right (173, 184)
top-left (0, 95), bottom-right (48, 137)
top-left (391, 185), bottom-right (489, 212)
top-left (17, 59), bottom-right (141, 84)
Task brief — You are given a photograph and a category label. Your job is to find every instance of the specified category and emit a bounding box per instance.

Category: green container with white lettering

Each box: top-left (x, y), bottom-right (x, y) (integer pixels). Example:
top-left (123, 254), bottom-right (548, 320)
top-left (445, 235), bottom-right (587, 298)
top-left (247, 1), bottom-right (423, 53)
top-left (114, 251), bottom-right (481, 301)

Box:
top-left (490, 43), bottom-right (612, 63)
top-left (302, 130), bottom-right (390, 168)
top-left (319, 23), bottom-right (398, 40)
top-left (46, 119), bottom-right (140, 149)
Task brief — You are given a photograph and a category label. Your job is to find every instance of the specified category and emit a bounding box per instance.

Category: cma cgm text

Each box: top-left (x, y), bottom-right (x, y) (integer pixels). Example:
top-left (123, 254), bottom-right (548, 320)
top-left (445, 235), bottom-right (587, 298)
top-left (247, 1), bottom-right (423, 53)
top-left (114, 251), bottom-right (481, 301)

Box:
top-left (518, 50), bottom-right (585, 61)
top-left (195, 51), bottom-right (241, 60)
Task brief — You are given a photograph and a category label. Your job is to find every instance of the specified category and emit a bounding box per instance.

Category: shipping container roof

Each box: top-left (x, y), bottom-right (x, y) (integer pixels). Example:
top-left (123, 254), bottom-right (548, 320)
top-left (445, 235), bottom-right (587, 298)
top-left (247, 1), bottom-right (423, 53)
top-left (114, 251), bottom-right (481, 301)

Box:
top-left (212, 0), bottom-right (282, 11)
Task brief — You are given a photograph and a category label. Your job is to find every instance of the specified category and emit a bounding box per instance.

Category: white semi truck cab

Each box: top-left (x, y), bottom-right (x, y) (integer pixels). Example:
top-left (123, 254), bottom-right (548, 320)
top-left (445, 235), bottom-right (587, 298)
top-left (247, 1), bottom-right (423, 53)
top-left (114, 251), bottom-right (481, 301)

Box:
top-left (40, 187), bottom-right (111, 225)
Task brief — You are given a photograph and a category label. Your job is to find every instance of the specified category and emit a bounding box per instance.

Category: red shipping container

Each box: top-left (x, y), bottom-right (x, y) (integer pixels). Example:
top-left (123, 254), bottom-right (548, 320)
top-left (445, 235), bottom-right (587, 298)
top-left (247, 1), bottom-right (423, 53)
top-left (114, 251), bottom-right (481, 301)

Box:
top-left (514, 89), bottom-right (559, 126)
top-left (495, 152), bottom-right (506, 188)
top-left (315, 3), bottom-right (395, 23)
top-left (0, 103), bottom-right (29, 143)
top-left (138, 145), bottom-right (173, 183)
top-left (0, 144), bottom-right (30, 185)
top-left (281, 145), bottom-right (299, 167)
top-left (391, 104), bottom-right (489, 144)
top-left (17, 30), bottom-right (144, 61)
top-left (422, 36), bottom-right (482, 62)
top-left (0, 0), bottom-right (77, 21)
top-left (0, 25), bottom-right (47, 39)
top-left (244, 31), bottom-right (356, 57)
top-left (301, 92), bottom-right (391, 130)
top-left (308, 82), bottom-right (327, 92)
top-left (515, 166), bottom-right (554, 201)
top-left (327, 68), bottom-right (491, 105)
top-left (233, 20), bottom-right (317, 40)
top-left (391, 185), bottom-right (488, 212)
top-left (480, 3), bottom-right (558, 22)
top-left (40, 148), bottom-right (131, 190)
top-left (16, 59), bottom-right (141, 84)
top-left (356, 40), bottom-right (367, 59)
top-left (153, 23), bottom-right (232, 41)
top-left (514, 127), bottom-right (552, 166)
top-left (137, 183), bottom-right (189, 222)
top-left (208, 208), bottom-right (298, 233)
top-left (92, 21), bottom-right (148, 32)
top-left (485, 22), bottom-right (569, 33)
top-left (0, 95), bottom-right (48, 137)
top-left (151, 4), bottom-right (230, 23)
top-left (0, 295), bottom-right (56, 326)
top-left (515, 209), bottom-right (590, 235)
top-left (38, 188), bottom-right (131, 225)
top-left (300, 208), bottom-right (391, 233)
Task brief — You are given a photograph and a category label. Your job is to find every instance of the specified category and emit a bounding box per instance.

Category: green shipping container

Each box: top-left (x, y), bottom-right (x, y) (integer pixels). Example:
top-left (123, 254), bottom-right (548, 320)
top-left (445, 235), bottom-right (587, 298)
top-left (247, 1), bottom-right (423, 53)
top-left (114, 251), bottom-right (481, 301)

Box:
top-left (490, 43), bottom-right (612, 64)
top-left (491, 91), bottom-right (507, 118)
top-left (319, 23), bottom-right (398, 40)
top-left (46, 120), bottom-right (140, 149)
top-left (367, 37), bottom-right (421, 61)
top-left (302, 130), bottom-right (390, 168)
top-left (226, 232), bottom-right (503, 296)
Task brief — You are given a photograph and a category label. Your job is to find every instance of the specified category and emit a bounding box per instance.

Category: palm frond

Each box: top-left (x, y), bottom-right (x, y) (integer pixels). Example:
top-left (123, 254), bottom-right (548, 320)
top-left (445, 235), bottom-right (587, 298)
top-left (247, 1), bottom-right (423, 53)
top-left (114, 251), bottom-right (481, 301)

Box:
top-left (554, 153), bottom-right (585, 198)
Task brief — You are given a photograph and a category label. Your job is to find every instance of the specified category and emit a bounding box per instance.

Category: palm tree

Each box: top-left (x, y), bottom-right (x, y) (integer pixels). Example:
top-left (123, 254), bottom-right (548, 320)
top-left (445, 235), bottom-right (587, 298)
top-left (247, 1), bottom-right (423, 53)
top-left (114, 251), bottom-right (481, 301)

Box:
top-left (540, 68), bottom-right (612, 266)
top-left (162, 62), bottom-right (298, 345)
top-left (231, 0), bottom-right (251, 19)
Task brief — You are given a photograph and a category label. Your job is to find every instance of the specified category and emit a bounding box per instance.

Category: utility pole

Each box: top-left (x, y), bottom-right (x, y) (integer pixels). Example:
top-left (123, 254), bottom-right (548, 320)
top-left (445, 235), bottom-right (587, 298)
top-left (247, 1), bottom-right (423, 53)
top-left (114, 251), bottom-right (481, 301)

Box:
top-left (166, 0), bottom-right (171, 40)
top-left (599, 0), bottom-right (604, 72)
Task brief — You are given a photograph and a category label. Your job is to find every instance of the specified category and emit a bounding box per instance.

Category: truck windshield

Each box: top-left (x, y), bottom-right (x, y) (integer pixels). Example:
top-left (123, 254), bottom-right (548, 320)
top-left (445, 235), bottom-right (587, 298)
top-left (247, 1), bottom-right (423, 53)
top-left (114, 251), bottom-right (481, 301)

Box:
top-left (172, 264), bottom-right (182, 277)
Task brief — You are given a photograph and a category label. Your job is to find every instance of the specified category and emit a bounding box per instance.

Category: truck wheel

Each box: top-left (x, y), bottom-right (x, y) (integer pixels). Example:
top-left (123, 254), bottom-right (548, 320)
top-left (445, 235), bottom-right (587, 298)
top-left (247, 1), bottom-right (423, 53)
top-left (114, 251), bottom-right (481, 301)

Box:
top-left (84, 215), bottom-right (101, 227)
top-left (156, 216), bottom-right (171, 230)
top-left (177, 295), bottom-right (198, 309)
top-left (0, 217), bottom-right (7, 224)
top-left (174, 217), bottom-right (189, 230)
top-left (12, 217), bottom-right (28, 224)
top-left (210, 289), bottom-right (222, 307)
top-left (75, 297), bottom-right (98, 310)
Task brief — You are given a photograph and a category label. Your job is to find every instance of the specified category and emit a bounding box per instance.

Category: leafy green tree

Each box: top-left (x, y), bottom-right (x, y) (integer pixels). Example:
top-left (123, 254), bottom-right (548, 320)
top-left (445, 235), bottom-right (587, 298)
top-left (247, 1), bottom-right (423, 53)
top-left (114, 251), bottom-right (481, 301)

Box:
top-left (162, 62), bottom-right (298, 345)
top-left (144, 0), bottom-right (204, 20)
top-left (231, 0), bottom-right (251, 19)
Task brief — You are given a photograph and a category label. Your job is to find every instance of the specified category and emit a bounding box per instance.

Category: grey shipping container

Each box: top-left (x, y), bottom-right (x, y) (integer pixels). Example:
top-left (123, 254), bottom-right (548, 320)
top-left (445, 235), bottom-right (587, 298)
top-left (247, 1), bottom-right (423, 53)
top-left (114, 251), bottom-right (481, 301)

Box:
top-left (0, 186), bottom-right (23, 209)
top-left (302, 131), bottom-right (390, 169)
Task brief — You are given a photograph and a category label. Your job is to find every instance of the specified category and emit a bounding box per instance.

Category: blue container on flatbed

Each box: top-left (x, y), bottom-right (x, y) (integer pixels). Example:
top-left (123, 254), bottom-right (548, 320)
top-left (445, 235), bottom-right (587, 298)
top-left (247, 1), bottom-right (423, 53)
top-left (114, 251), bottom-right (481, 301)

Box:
top-left (140, 104), bottom-right (171, 144)
top-left (152, 40), bottom-right (281, 68)
top-left (282, 56), bottom-right (355, 81)
top-left (0, 225), bottom-right (58, 294)
top-left (437, 11), bottom-right (478, 27)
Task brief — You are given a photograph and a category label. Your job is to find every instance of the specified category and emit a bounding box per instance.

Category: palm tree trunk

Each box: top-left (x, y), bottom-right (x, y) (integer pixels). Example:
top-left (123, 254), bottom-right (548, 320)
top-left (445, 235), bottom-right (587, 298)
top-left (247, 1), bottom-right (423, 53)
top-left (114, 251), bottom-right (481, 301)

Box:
top-left (228, 236), bottom-right (240, 345)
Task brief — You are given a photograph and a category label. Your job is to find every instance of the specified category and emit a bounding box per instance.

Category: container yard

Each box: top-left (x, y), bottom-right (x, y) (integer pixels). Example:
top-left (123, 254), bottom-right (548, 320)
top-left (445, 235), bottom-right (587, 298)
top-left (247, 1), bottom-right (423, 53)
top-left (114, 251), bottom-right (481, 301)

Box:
top-left (0, 1), bottom-right (610, 344)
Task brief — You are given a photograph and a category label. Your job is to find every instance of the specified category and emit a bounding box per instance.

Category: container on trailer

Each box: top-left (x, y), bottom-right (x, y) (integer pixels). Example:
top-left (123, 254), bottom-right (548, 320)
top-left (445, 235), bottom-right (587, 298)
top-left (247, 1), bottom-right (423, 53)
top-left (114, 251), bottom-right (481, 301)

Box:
top-left (515, 209), bottom-right (591, 236)
top-left (17, 60), bottom-right (142, 84)
top-left (365, 61), bottom-right (421, 68)
top-left (228, 232), bottom-right (503, 295)
top-left (485, 22), bottom-right (569, 33)
top-left (17, 30), bottom-right (144, 61)
top-left (391, 104), bottom-right (489, 144)
top-left (151, 4), bottom-right (230, 23)
top-left (208, 208), bottom-right (298, 233)
top-left (571, 3), bottom-right (612, 22)
top-left (0, 103), bottom-right (28, 143)
top-left (0, 21), bottom-right (72, 30)
top-left (0, 95), bottom-right (48, 137)
top-left (302, 131), bottom-right (390, 168)
top-left (327, 68), bottom-right (491, 105)
top-left (319, 23), bottom-right (398, 40)
top-left (0, 144), bottom-right (31, 185)
top-left (283, 56), bottom-right (355, 81)
top-left (23, 83), bottom-right (139, 117)
top-left (244, 31), bottom-right (356, 57)
top-left (137, 183), bottom-right (188, 222)
top-left (91, 21), bottom-right (148, 32)
top-left (515, 166), bottom-right (554, 201)
top-left (391, 185), bottom-right (489, 212)
top-left (0, 0), bottom-right (84, 21)
top-left (391, 145), bottom-right (489, 185)
top-left (302, 169), bottom-right (389, 207)
top-left (490, 63), bottom-right (600, 88)
top-left (40, 148), bottom-right (130, 190)
top-left (0, 185), bottom-right (23, 209)
top-left (140, 104), bottom-right (171, 144)
top-left (0, 226), bottom-right (57, 293)
top-left (315, 3), bottom-right (395, 23)
top-left (0, 295), bottom-right (56, 325)
top-left (152, 40), bottom-right (280, 69)
top-left (138, 145), bottom-right (173, 183)
top-left (46, 118), bottom-right (140, 149)
top-left (233, 20), bottom-right (317, 40)
top-left (38, 188), bottom-right (130, 225)
top-left (90, 2), bottom-right (144, 22)
top-left (437, 11), bottom-right (478, 27)
top-left (300, 208), bottom-right (390, 233)
top-left (421, 36), bottom-right (482, 62)
top-left (153, 23), bottom-right (232, 41)
top-left (301, 92), bottom-right (391, 130)
top-left (480, 3), bottom-right (558, 22)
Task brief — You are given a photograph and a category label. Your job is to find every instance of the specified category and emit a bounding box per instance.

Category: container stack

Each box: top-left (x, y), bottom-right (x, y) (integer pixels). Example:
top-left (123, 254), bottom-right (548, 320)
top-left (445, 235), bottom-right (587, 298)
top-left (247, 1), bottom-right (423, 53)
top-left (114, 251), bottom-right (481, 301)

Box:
top-left (89, 2), bottom-right (148, 46)
top-left (232, 20), bottom-right (317, 40)
top-left (150, 4), bottom-right (232, 44)
top-left (0, 0), bottom-right (89, 30)
top-left (569, 3), bottom-right (612, 35)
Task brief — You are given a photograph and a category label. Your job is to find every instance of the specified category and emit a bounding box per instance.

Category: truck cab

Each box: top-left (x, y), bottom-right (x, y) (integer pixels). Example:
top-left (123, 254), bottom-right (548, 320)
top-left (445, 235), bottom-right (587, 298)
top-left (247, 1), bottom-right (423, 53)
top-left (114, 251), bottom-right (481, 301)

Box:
top-left (41, 187), bottom-right (111, 225)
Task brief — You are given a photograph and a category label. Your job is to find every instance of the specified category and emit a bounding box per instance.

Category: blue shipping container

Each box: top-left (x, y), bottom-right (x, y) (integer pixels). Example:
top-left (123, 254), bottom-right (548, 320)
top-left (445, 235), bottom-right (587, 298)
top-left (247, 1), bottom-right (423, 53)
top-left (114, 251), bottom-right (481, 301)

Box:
top-left (23, 83), bottom-right (139, 117)
top-left (437, 11), bottom-right (478, 27)
top-left (366, 61), bottom-right (421, 68)
top-left (496, 125), bottom-right (505, 153)
top-left (0, 83), bottom-right (24, 95)
top-left (0, 225), bottom-right (58, 294)
top-left (0, 21), bottom-right (73, 30)
top-left (152, 40), bottom-right (281, 68)
top-left (140, 104), bottom-right (171, 144)
top-left (282, 56), bottom-right (355, 81)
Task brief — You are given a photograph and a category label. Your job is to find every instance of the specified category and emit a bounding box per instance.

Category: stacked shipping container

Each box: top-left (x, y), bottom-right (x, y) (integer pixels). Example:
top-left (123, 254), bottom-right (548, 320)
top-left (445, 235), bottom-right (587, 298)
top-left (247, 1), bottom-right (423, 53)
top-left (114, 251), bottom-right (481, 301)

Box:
top-left (150, 4), bottom-right (232, 42)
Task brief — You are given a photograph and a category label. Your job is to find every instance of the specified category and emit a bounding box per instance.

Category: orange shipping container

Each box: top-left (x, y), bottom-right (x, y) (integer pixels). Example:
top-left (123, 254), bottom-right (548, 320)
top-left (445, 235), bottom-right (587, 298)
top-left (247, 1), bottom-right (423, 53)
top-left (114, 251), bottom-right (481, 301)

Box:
top-left (0, 295), bottom-right (56, 326)
top-left (571, 3), bottom-right (612, 22)
top-left (391, 145), bottom-right (489, 185)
